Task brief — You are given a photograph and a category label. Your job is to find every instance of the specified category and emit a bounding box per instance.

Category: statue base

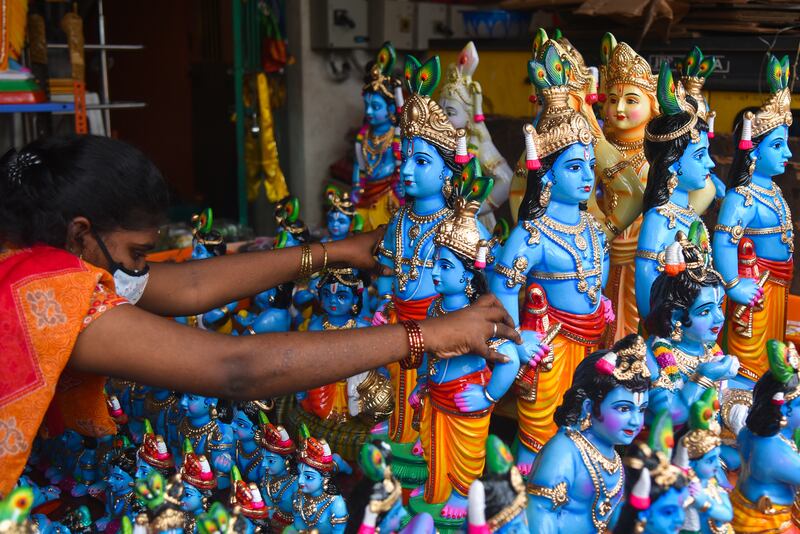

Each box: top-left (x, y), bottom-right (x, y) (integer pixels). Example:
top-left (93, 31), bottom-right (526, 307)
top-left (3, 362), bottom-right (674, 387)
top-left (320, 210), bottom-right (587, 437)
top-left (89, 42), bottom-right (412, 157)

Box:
top-left (372, 434), bottom-right (428, 490)
top-left (287, 407), bottom-right (373, 461)
top-left (406, 495), bottom-right (466, 533)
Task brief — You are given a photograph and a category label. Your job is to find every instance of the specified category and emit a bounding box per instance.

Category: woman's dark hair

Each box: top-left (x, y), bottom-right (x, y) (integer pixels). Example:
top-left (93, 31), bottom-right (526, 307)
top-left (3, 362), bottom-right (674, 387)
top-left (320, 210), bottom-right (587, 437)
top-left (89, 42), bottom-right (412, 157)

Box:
top-left (613, 443), bottom-right (689, 534)
top-left (555, 334), bottom-right (651, 427)
top-left (0, 134), bottom-right (169, 247)
top-left (747, 370), bottom-right (800, 437)
top-left (645, 247), bottom-right (723, 338)
top-left (272, 282), bottom-right (295, 309)
top-left (482, 471), bottom-right (521, 522)
top-left (727, 119), bottom-right (768, 189)
top-left (518, 147), bottom-right (568, 222)
top-left (642, 97), bottom-right (708, 211)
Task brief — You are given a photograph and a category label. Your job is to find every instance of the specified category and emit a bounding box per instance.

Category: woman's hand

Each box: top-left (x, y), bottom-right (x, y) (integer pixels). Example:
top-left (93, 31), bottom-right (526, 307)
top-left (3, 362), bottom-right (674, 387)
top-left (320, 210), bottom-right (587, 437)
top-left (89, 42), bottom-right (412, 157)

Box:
top-left (326, 227), bottom-right (389, 274)
top-left (422, 294), bottom-right (520, 363)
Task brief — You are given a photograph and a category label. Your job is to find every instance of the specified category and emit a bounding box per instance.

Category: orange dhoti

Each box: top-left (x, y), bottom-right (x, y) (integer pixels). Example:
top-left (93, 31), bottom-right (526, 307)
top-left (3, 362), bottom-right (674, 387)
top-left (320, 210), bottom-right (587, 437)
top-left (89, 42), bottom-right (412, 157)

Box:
top-left (387, 295), bottom-right (436, 443)
top-left (300, 380), bottom-right (349, 423)
top-left (731, 488), bottom-right (800, 533)
top-left (605, 218), bottom-right (641, 344)
top-left (356, 175), bottom-right (400, 231)
top-left (420, 369), bottom-right (492, 503)
top-left (723, 258), bottom-right (793, 383)
top-left (518, 305), bottom-right (606, 453)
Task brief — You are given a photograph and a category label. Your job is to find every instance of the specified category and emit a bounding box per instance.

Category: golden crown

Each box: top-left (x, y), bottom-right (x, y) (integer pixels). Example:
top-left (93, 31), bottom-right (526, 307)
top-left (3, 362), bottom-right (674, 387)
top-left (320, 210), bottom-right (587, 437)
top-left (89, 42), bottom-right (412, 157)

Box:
top-left (528, 86), bottom-right (595, 160)
top-left (363, 42), bottom-right (400, 102)
top-left (682, 428), bottom-right (721, 460)
top-left (752, 88), bottom-right (793, 139)
top-left (532, 29), bottom-right (594, 95)
top-left (401, 93), bottom-right (461, 153)
top-left (433, 196), bottom-right (483, 263)
top-left (440, 41), bottom-right (480, 108)
top-left (604, 42), bottom-right (657, 94)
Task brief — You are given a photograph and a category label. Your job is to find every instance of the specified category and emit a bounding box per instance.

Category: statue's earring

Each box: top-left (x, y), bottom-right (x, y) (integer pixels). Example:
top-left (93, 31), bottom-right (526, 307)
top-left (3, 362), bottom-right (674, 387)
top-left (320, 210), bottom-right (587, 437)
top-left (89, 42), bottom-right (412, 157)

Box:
top-left (465, 282), bottom-right (476, 299)
top-left (442, 177), bottom-right (453, 198)
top-left (209, 404), bottom-right (218, 420)
top-left (634, 518), bottom-right (647, 534)
top-left (580, 413), bottom-right (592, 431)
top-left (323, 477), bottom-right (330, 492)
top-left (781, 415), bottom-right (789, 428)
top-left (351, 304), bottom-right (359, 315)
top-left (748, 155), bottom-right (757, 177)
top-left (541, 181), bottom-right (552, 208)
top-left (667, 172), bottom-right (678, 196)
top-left (671, 321), bottom-right (683, 342)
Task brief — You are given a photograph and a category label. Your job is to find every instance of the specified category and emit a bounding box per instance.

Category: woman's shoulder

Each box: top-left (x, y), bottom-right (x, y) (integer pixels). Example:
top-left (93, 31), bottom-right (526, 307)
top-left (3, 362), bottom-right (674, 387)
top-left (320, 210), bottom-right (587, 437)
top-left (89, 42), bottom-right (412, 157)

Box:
top-left (2, 244), bottom-right (82, 269)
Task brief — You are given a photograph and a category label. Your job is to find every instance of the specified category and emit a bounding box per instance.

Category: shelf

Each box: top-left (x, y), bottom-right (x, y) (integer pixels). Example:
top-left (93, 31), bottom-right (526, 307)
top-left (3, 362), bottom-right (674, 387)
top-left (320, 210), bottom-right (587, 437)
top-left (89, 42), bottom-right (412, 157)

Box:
top-left (47, 43), bottom-right (143, 51)
top-left (52, 101), bottom-right (146, 114)
top-left (0, 101), bottom-right (74, 113)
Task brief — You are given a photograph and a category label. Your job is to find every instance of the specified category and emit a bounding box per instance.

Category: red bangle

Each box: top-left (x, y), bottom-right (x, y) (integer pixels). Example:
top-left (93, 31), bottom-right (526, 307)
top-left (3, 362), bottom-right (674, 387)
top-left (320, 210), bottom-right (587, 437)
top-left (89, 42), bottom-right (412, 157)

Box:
top-left (400, 320), bottom-right (425, 369)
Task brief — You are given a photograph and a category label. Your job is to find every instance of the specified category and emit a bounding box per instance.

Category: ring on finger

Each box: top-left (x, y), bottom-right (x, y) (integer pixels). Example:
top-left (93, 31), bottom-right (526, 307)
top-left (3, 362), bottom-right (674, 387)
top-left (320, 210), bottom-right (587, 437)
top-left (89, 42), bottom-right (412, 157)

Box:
top-left (492, 322), bottom-right (497, 338)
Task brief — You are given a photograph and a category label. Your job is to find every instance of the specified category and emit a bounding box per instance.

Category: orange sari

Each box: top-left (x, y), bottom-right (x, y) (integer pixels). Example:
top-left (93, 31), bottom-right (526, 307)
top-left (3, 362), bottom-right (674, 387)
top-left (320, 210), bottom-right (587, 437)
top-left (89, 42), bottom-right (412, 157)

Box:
top-left (0, 246), bottom-right (125, 494)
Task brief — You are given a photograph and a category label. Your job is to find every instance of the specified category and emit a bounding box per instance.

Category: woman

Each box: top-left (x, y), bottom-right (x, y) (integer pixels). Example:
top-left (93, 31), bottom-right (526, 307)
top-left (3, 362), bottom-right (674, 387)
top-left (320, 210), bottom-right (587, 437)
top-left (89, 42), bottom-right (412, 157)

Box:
top-left (0, 134), bottom-right (519, 494)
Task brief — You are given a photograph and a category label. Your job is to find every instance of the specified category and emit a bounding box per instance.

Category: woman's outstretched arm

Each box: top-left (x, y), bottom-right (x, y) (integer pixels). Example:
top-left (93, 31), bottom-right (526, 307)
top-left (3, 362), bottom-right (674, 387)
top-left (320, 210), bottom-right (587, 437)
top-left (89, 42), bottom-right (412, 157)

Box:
top-left (138, 230), bottom-right (386, 317)
top-left (70, 294), bottom-right (519, 399)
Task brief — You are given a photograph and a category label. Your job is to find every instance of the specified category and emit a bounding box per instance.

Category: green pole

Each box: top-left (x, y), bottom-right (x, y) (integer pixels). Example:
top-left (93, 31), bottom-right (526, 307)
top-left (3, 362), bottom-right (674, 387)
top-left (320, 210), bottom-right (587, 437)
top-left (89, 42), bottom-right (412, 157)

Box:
top-left (233, 0), bottom-right (247, 226)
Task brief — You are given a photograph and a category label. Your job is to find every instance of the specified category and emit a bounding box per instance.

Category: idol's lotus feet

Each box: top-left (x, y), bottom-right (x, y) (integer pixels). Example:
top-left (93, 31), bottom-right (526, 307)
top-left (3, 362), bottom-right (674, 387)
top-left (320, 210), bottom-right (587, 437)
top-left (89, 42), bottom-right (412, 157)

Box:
top-left (411, 439), bottom-right (424, 457)
top-left (440, 492), bottom-right (468, 519)
top-left (410, 485), bottom-right (424, 498)
top-left (370, 421), bottom-right (389, 436)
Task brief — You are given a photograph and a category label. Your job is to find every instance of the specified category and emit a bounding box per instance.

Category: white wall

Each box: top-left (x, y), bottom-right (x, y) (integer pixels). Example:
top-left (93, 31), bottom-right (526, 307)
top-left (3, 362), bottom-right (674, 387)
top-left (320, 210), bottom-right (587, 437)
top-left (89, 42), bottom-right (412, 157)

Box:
top-left (286, 0), bottom-right (364, 227)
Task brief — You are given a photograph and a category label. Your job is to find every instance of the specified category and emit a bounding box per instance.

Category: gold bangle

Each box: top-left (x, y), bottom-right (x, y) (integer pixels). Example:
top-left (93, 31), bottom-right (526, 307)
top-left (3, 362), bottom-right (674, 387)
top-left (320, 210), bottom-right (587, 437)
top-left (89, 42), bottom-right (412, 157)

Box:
top-left (299, 244), bottom-right (313, 281)
top-left (605, 219), bottom-right (622, 237)
top-left (400, 320), bottom-right (425, 370)
top-left (319, 241), bottom-right (328, 272)
top-left (724, 277), bottom-right (740, 290)
top-left (691, 373), bottom-right (715, 390)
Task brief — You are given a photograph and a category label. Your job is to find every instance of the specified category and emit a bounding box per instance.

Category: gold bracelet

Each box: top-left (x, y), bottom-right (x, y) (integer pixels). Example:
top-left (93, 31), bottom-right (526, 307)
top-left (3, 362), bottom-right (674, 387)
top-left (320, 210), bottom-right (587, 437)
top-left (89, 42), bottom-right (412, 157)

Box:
top-left (724, 277), bottom-right (740, 290)
top-left (691, 373), bottom-right (715, 390)
top-left (605, 219), bottom-right (622, 237)
top-left (400, 320), bottom-right (425, 370)
top-left (299, 244), bottom-right (313, 281)
top-left (319, 241), bottom-right (328, 272)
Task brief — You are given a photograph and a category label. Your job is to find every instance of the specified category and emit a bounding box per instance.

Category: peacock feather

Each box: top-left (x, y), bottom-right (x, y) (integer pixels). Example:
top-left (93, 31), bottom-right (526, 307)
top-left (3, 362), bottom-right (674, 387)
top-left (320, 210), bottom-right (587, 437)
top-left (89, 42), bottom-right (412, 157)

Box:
top-left (599, 32), bottom-right (617, 67)
top-left (258, 410), bottom-right (270, 426)
top-left (553, 28), bottom-right (563, 40)
top-left (324, 184), bottom-right (342, 205)
top-left (455, 158), bottom-right (494, 204)
top-left (120, 516), bottom-right (133, 534)
top-left (532, 28), bottom-right (548, 60)
top-left (352, 212), bottom-right (365, 233)
top-left (197, 502), bottom-right (230, 533)
top-left (688, 220), bottom-right (711, 261)
top-left (689, 388), bottom-right (717, 432)
top-left (415, 56), bottom-right (441, 97)
top-left (193, 207), bottom-right (214, 234)
top-left (697, 56), bottom-right (716, 79)
top-left (485, 435), bottom-right (514, 475)
top-left (766, 55), bottom-right (784, 94)
top-left (781, 55), bottom-right (791, 90)
top-left (767, 339), bottom-right (794, 384)
top-left (298, 422), bottom-right (311, 441)
top-left (528, 60), bottom-right (550, 90)
top-left (544, 45), bottom-right (566, 86)
top-left (0, 486), bottom-right (34, 524)
top-left (493, 218), bottom-right (511, 245)
top-left (683, 46), bottom-right (703, 77)
top-left (358, 442), bottom-right (388, 483)
top-left (656, 62), bottom-right (683, 116)
top-left (404, 55), bottom-right (422, 93)
top-left (648, 409), bottom-right (675, 455)
top-left (375, 42), bottom-right (396, 76)
top-left (135, 471), bottom-right (166, 511)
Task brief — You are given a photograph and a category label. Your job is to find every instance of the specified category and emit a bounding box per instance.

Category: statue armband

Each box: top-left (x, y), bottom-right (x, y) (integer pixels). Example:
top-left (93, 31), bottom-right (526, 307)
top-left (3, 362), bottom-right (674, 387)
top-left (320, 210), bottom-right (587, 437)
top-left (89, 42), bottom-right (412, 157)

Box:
top-left (495, 257), bottom-right (528, 288)
top-left (714, 223), bottom-right (744, 245)
top-left (330, 513), bottom-right (349, 526)
top-left (526, 481), bottom-right (569, 510)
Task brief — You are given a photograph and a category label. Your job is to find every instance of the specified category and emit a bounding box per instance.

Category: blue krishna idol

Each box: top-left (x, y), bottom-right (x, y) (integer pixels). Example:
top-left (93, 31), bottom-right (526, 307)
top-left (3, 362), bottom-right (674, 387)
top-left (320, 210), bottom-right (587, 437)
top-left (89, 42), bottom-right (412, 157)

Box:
top-left (95, 449), bottom-right (144, 531)
top-left (178, 394), bottom-right (234, 491)
top-left (526, 334), bottom-right (650, 533)
top-left (466, 435), bottom-right (528, 534)
top-left (353, 42), bottom-right (403, 230)
top-left (179, 438), bottom-right (217, 533)
top-left (230, 405), bottom-right (266, 484)
top-left (257, 414), bottom-right (299, 534)
top-left (354, 440), bottom-right (415, 534)
top-left (489, 43), bottom-right (610, 473)
top-left (292, 425), bottom-right (349, 534)
top-left (374, 53), bottom-right (470, 484)
top-left (678, 390), bottom-right (734, 534)
top-left (731, 340), bottom-right (800, 532)
top-left (614, 411), bottom-right (691, 534)
top-left (713, 55), bottom-right (794, 385)
top-left (635, 62), bottom-right (714, 320)
top-left (407, 161), bottom-right (520, 525)
top-left (324, 185), bottom-right (363, 242)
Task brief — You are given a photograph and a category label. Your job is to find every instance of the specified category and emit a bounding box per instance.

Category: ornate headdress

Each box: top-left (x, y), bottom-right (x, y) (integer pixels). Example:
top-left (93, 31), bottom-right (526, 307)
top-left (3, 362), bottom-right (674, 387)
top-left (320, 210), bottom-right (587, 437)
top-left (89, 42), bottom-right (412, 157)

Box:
top-left (532, 29), bottom-right (598, 103)
top-left (256, 412), bottom-right (295, 455)
top-left (324, 184), bottom-right (357, 217)
top-left (678, 47), bottom-right (717, 131)
top-left (659, 221), bottom-right (719, 282)
top-left (317, 267), bottom-right (364, 295)
top-left (595, 334), bottom-right (651, 381)
top-left (739, 55), bottom-right (793, 149)
top-left (440, 41), bottom-right (487, 123)
top-left (523, 43), bottom-right (596, 170)
top-left (401, 55), bottom-right (469, 163)
top-left (467, 435), bottom-right (526, 532)
top-left (682, 389), bottom-right (722, 460)
top-left (645, 62), bottom-right (700, 144)
top-left (358, 441), bottom-right (403, 515)
top-left (137, 419), bottom-right (175, 471)
top-left (297, 424), bottom-right (335, 473)
top-left (180, 438), bottom-right (217, 491)
top-left (433, 159), bottom-right (493, 267)
top-left (192, 208), bottom-right (225, 249)
top-left (230, 466), bottom-right (268, 521)
top-left (363, 42), bottom-right (402, 106)
top-left (134, 472), bottom-right (186, 532)
top-left (768, 339), bottom-right (800, 401)
top-left (600, 33), bottom-right (657, 97)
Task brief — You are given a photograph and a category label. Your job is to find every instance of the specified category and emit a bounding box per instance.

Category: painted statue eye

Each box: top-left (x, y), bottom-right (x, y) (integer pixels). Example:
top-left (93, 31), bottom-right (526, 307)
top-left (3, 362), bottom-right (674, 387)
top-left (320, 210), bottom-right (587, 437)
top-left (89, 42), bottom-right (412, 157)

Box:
top-left (569, 164), bottom-right (581, 172)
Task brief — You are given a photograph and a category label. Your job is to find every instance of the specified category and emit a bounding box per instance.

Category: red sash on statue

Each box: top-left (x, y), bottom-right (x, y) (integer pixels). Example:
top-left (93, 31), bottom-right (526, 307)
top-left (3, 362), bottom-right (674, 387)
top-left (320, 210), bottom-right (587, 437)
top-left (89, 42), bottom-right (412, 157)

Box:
top-left (428, 369), bottom-right (491, 417)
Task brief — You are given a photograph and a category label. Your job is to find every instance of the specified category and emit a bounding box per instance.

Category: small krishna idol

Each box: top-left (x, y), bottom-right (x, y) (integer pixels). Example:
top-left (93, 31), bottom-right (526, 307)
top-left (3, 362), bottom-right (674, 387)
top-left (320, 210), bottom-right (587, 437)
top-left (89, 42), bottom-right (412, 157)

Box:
top-left (353, 42), bottom-right (403, 230)
top-left (407, 160), bottom-right (520, 523)
top-left (713, 55), bottom-right (794, 385)
top-left (635, 63), bottom-right (715, 320)
top-left (526, 334), bottom-right (650, 533)
top-left (490, 42), bottom-right (612, 472)
top-left (257, 413), bottom-right (298, 534)
top-left (374, 53), bottom-right (477, 482)
top-left (324, 185), bottom-right (363, 242)
top-left (439, 41), bottom-right (513, 229)
top-left (732, 340), bottom-right (800, 533)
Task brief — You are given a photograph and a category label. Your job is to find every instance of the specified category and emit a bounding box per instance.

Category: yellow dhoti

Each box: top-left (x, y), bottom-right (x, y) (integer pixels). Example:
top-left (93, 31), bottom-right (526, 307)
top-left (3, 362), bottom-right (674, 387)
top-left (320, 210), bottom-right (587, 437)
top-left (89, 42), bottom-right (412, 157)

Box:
top-left (356, 177), bottom-right (399, 231)
top-left (723, 258), bottom-right (793, 383)
top-left (518, 305), bottom-right (606, 452)
top-left (420, 369), bottom-right (492, 503)
top-left (605, 217), bottom-right (641, 344)
top-left (731, 488), bottom-right (798, 533)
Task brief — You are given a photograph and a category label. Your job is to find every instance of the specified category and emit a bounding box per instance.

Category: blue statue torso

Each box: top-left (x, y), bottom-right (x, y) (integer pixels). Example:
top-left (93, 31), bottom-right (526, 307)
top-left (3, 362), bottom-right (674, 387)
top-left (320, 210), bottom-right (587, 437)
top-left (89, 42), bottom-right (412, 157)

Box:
top-left (737, 428), bottom-right (800, 506)
top-left (264, 469), bottom-right (298, 521)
